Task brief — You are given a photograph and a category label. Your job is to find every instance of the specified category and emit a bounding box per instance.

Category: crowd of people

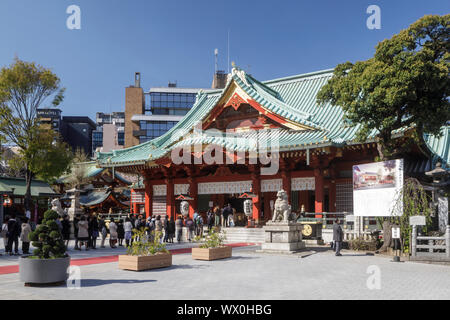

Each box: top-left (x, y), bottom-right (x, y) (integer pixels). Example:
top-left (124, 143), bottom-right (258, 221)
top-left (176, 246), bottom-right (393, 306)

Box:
top-left (1, 203), bottom-right (240, 256)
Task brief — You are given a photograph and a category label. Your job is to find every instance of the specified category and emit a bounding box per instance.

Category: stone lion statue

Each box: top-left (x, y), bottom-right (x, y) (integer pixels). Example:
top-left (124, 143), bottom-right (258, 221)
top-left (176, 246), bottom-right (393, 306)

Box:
top-left (180, 201), bottom-right (189, 217)
top-left (272, 190), bottom-right (294, 223)
top-left (51, 198), bottom-right (65, 217)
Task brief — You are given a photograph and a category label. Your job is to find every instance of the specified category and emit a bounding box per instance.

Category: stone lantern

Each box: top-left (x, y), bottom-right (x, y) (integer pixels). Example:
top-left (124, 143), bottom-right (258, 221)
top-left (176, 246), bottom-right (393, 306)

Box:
top-left (426, 162), bottom-right (449, 231)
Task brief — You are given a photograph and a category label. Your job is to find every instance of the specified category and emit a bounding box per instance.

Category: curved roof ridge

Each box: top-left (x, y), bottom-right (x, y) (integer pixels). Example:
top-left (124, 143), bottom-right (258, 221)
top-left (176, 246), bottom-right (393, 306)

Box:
top-left (262, 68), bottom-right (334, 85)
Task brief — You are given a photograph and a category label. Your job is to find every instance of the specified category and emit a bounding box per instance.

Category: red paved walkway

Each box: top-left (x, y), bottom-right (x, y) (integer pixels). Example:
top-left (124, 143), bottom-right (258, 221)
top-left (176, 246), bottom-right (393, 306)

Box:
top-left (0, 243), bottom-right (255, 276)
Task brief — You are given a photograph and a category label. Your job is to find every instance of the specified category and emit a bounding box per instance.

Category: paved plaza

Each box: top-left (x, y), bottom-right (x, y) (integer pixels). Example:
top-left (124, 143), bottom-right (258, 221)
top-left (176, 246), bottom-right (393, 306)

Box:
top-left (1, 241), bottom-right (449, 300)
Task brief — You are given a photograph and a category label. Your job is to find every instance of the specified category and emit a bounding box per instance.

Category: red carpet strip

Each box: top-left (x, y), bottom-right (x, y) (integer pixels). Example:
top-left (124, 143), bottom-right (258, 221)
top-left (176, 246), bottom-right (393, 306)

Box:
top-left (0, 243), bottom-right (255, 275)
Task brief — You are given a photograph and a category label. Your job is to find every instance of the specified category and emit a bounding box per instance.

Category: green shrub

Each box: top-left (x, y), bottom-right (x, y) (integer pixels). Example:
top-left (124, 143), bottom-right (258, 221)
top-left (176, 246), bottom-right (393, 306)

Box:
top-left (29, 209), bottom-right (67, 259)
top-left (194, 227), bottom-right (225, 249)
top-left (349, 237), bottom-right (377, 251)
top-left (126, 228), bottom-right (168, 256)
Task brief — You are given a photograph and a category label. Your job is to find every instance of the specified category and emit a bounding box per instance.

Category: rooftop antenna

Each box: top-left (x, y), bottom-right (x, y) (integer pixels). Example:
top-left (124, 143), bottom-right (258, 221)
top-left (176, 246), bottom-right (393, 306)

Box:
top-left (214, 48), bottom-right (219, 74)
top-left (227, 29), bottom-right (230, 73)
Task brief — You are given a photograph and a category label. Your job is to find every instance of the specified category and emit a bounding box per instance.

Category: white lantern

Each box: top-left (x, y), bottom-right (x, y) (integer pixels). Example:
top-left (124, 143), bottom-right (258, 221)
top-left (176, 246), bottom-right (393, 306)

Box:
top-left (244, 199), bottom-right (253, 216)
top-left (180, 201), bottom-right (189, 217)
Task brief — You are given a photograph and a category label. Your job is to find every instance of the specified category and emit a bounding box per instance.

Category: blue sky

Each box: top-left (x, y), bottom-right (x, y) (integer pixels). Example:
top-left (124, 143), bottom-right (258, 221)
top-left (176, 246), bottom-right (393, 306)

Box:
top-left (0, 0), bottom-right (448, 120)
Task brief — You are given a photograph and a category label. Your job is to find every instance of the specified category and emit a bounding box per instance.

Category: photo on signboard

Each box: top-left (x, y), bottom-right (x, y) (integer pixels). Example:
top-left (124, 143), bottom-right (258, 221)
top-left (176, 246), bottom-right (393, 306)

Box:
top-left (353, 160), bottom-right (397, 191)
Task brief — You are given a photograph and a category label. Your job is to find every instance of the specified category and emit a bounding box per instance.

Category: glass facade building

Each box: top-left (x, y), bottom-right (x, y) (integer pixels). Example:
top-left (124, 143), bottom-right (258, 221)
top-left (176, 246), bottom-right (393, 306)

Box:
top-left (133, 86), bottom-right (203, 144)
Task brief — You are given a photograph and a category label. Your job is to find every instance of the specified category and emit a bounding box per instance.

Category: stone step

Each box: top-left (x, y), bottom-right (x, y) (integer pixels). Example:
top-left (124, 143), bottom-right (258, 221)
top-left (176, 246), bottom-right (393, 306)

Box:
top-left (220, 228), bottom-right (265, 244)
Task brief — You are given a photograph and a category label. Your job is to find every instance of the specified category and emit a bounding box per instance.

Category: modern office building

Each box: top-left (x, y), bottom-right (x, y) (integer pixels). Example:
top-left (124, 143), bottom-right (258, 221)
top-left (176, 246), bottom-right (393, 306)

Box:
top-left (92, 112), bottom-right (125, 154)
top-left (124, 72), bottom-right (216, 148)
top-left (37, 109), bottom-right (96, 157)
top-left (61, 116), bottom-right (97, 156)
top-left (36, 108), bottom-right (63, 133)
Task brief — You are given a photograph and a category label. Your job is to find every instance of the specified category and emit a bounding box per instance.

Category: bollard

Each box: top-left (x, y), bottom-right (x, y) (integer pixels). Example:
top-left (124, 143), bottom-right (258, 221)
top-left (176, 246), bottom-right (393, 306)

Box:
top-left (411, 225), bottom-right (417, 257)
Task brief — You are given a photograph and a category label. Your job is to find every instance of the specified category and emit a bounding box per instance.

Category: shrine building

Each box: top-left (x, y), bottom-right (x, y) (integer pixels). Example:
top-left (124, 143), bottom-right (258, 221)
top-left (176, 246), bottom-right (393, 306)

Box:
top-left (96, 67), bottom-right (449, 225)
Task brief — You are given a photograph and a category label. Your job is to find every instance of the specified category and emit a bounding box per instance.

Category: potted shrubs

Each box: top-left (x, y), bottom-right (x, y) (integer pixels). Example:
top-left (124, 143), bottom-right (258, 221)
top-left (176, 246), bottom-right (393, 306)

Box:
top-left (19, 210), bottom-right (70, 285)
top-left (192, 227), bottom-right (231, 261)
top-left (118, 228), bottom-right (172, 271)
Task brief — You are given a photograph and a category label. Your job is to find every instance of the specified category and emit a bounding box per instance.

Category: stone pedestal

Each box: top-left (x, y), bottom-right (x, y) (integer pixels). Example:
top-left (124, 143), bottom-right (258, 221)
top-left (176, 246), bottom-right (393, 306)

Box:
top-left (261, 222), bottom-right (305, 253)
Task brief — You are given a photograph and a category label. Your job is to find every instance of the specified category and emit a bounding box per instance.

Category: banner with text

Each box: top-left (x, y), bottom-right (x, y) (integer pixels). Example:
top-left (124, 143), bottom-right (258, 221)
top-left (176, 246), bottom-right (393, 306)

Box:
top-left (353, 159), bottom-right (403, 217)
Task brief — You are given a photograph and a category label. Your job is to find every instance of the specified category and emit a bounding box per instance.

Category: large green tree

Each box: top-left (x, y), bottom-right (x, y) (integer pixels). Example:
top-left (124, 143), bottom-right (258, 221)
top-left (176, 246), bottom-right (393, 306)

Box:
top-left (317, 14), bottom-right (450, 160)
top-left (0, 59), bottom-right (69, 210)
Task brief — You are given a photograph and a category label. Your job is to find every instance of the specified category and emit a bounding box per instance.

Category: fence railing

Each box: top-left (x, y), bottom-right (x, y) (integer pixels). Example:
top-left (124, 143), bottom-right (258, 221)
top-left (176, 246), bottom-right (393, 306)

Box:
top-left (411, 225), bottom-right (450, 259)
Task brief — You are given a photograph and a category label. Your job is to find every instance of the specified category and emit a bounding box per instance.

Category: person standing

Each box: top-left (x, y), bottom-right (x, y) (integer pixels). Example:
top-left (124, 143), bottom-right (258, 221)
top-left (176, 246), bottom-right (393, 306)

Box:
top-left (1, 216), bottom-right (9, 255)
top-left (185, 216), bottom-right (194, 242)
top-left (73, 215), bottom-right (80, 250)
top-left (98, 215), bottom-right (108, 248)
top-left (124, 217), bottom-right (133, 247)
top-left (117, 219), bottom-right (125, 246)
top-left (222, 204), bottom-right (231, 228)
top-left (155, 215), bottom-right (163, 243)
top-left (6, 213), bottom-right (20, 255)
top-left (61, 215), bottom-right (71, 248)
top-left (168, 216), bottom-right (175, 243)
top-left (109, 218), bottom-right (118, 248)
top-left (163, 215), bottom-right (169, 243)
top-left (214, 206), bottom-right (221, 228)
top-left (175, 215), bottom-right (183, 243)
top-left (196, 214), bottom-right (204, 237)
top-left (77, 216), bottom-right (89, 251)
top-left (207, 209), bottom-right (214, 232)
top-left (333, 219), bottom-right (344, 256)
top-left (20, 217), bottom-right (32, 255)
top-left (89, 215), bottom-right (99, 249)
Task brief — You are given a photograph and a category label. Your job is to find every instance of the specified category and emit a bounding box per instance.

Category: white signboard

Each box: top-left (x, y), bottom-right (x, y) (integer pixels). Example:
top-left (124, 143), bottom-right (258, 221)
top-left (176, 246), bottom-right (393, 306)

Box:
top-left (353, 159), bottom-right (403, 217)
top-left (392, 227), bottom-right (401, 239)
top-left (409, 215), bottom-right (426, 226)
top-left (345, 215), bottom-right (356, 222)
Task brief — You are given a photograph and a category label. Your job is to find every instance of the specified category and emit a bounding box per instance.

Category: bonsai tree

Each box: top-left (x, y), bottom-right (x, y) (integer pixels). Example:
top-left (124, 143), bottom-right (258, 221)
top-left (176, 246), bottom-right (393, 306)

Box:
top-left (29, 210), bottom-right (67, 259)
top-left (194, 227), bottom-right (226, 248)
top-left (127, 228), bottom-right (168, 256)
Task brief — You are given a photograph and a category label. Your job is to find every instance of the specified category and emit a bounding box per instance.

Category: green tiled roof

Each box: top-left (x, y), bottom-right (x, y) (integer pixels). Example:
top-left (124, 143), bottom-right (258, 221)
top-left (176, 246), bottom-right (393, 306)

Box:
top-left (0, 177), bottom-right (56, 197)
top-left (57, 162), bottom-right (132, 184)
top-left (424, 126), bottom-right (450, 170)
top-left (97, 67), bottom-right (449, 170)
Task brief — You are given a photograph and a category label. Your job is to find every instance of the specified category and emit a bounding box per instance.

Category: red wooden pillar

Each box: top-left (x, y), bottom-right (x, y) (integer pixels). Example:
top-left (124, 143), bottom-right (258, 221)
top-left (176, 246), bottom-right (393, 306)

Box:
top-left (144, 183), bottom-right (152, 219)
top-left (188, 177), bottom-right (197, 219)
top-left (166, 179), bottom-right (174, 219)
top-left (314, 169), bottom-right (324, 217)
top-left (251, 172), bottom-right (261, 224)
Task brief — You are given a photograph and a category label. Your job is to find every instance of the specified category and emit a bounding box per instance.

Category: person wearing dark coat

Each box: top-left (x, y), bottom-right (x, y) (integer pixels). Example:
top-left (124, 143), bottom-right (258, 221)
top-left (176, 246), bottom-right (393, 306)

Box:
top-left (168, 216), bottom-right (176, 243)
top-left (333, 219), bottom-right (344, 256)
top-left (163, 216), bottom-right (169, 243)
top-left (61, 215), bottom-right (71, 247)
top-left (117, 219), bottom-right (125, 246)
top-left (73, 215), bottom-right (80, 250)
top-left (89, 215), bottom-right (99, 249)
top-left (6, 213), bottom-right (21, 255)
top-left (206, 209), bottom-right (214, 232)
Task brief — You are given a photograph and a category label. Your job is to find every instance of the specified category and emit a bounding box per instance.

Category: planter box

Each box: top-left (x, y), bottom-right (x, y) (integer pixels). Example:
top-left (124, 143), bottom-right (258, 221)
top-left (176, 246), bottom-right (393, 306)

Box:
top-left (192, 246), bottom-right (232, 261)
top-left (118, 252), bottom-right (172, 271)
top-left (19, 256), bottom-right (70, 285)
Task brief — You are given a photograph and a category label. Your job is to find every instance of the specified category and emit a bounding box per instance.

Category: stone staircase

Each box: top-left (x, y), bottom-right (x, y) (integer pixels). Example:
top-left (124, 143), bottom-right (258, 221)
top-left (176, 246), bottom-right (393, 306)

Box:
top-left (221, 227), bottom-right (265, 244)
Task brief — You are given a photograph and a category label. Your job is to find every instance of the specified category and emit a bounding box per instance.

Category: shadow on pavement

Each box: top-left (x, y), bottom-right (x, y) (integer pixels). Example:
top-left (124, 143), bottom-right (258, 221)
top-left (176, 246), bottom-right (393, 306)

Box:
top-left (80, 279), bottom-right (156, 287)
